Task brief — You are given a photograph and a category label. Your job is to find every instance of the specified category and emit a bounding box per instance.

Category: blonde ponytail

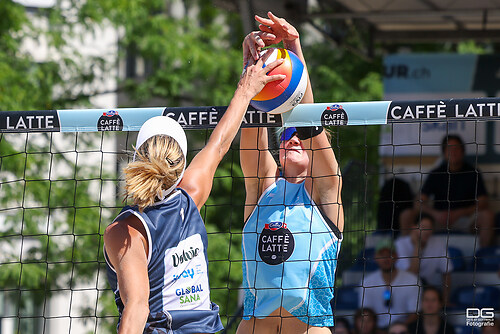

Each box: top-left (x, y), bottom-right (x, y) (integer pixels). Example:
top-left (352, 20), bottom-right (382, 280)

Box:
top-left (123, 135), bottom-right (185, 211)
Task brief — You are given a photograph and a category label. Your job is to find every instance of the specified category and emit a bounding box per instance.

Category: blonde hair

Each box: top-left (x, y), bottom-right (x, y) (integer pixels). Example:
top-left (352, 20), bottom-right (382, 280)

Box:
top-left (123, 135), bottom-right (185, 211)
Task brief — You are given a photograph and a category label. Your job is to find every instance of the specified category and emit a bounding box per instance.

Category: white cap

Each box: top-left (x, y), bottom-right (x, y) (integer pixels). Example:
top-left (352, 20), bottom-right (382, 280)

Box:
top-left (134, 116), bottom-right (187, 198)
top-left (135, 116), bottom-right (187, 158)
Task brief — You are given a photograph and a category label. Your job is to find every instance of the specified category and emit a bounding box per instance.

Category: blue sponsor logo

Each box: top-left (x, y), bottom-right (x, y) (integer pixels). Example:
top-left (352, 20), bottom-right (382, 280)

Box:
top-left (103, 110), bottom-right (119, 117)
top-left (326, 104), bottom-right (343, 111)
top-left (265, 221), bottom-right (287, 231)
top-left (172, 264), bottom-right (204, 282)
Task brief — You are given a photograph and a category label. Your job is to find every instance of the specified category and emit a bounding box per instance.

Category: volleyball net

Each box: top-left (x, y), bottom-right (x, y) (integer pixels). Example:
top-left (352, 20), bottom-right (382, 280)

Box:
top-left (0, 98), bottom-right (499, 333)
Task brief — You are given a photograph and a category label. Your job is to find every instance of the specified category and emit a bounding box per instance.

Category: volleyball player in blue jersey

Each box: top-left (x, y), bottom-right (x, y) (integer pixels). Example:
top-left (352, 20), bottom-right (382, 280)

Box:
top-left (238, 12), bottom-right (344, 334)
top-left (103, 55), bottom-right (286, 334)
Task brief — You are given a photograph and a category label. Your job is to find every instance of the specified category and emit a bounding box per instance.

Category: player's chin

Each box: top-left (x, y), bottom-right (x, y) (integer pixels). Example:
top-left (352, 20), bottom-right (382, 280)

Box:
top-left (283, 152), bottom-right (308, 165)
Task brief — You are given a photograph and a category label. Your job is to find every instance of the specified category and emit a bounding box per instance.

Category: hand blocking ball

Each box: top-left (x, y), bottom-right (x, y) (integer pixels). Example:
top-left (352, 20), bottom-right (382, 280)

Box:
top-left (250, 48), bottom-right (307, 114)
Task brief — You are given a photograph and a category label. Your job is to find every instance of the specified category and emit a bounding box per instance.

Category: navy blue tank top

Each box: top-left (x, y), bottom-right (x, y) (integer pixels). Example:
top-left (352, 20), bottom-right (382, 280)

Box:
top-left (104, 189), bottom-right (223, 333)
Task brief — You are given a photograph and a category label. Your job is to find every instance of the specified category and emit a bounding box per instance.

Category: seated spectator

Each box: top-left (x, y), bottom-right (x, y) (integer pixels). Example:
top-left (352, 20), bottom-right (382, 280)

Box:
top-left (483, 318), bottom-right (500, 334)
top-left (331, 317), bottom-right (352, 334)
top-left (388, 322), bottom-right (409, 334)
top-left (408, 286), bottom-right (455, 334)
top-left (377, 177), bottom-right (415, 235)
top-left (353, 308), bottom-right (383, 334)
top-left (358, 241), bottom-right (421, 328)
top-left (395, 213), bottom-right (453, 302)
top-left (419, 134), bottom-right (495, 247)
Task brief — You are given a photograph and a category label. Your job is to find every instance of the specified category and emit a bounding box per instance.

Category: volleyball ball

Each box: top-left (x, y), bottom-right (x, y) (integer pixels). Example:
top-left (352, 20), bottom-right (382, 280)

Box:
top-left (250, 48), bottom-right (307, 114)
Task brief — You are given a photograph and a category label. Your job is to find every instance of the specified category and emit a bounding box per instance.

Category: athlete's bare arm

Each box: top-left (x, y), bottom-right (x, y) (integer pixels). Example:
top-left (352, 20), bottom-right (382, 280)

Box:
top-left (180, 55), bottom-right (285, 211)
top-left (104, 215), bottom-right (150, 334)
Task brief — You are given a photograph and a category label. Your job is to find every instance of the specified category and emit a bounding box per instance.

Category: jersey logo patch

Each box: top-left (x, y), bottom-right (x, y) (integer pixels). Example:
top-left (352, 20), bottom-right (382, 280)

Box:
top-left (259, 221), bottom-right (295, 265)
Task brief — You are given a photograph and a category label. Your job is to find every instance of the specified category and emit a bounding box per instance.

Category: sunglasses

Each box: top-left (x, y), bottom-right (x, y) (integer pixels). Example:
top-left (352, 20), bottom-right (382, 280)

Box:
top-left (280, 127), bottom-right (297, 142)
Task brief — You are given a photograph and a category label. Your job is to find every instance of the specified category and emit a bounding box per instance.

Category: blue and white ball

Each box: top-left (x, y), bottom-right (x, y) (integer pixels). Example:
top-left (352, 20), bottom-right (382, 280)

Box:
top-left (250, 48), bottom-right (307, 114)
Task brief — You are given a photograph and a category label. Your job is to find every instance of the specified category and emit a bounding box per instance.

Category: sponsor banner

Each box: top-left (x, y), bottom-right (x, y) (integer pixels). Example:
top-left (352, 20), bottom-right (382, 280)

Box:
top-left (161, 106), bottom-right (282, 129)
top-left (387, 98), bottom-right (500, 121)
top-left (4, 98), bottom-right (500, 134)
top-left (0, 110), bottom-right (60, 132)
top-left (11, 106), bottom-right (282, 133)
top-left (58, 107), bottom-right (165, 132)
top-left (282, 101), bottom-right (391, 127)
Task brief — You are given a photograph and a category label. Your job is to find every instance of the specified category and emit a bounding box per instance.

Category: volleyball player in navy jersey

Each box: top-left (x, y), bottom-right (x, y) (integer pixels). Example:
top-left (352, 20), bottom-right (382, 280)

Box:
top-left (238, 12), bottom-right (344, 334)
top-left (103, 54), bottom-right (286, 334)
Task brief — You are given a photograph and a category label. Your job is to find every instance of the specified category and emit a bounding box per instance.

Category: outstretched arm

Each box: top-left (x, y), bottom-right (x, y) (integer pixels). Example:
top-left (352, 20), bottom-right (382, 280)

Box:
top-left (240, 30), bottom-right (284, 220)
top-left (180, 54), bottom-right (285, 210)
top-left (255, 12), bottom-right (343, 232)
top-left (255, 12), bottom-right (314, 104)
top-left (241, 12), bottom-right (318, 220)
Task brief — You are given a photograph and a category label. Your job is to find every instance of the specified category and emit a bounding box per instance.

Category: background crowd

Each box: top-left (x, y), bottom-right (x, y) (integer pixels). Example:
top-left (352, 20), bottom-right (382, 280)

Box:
top-left (333, 134), bottom-right (500, 334)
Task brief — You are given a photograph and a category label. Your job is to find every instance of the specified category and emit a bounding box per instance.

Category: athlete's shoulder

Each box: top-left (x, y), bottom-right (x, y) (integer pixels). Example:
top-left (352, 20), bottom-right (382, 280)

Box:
top-left (104, 213), bottom-right (147, 258)
top-left (107, 211), bottom-right (145, 235)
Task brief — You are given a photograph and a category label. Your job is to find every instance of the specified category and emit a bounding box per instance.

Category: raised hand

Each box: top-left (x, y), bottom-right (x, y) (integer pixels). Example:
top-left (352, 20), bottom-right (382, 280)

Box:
top-left (255, 11), bottom-right (299, 46)
top-left (242, 31), bottom-right (277, 67)
top-left (238, 49), bottom-right (285, 99)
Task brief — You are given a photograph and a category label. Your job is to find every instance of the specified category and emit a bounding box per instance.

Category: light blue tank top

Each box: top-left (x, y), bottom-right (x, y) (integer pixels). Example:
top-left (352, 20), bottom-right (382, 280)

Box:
top-left (242, 178), bottom-right (342, 327)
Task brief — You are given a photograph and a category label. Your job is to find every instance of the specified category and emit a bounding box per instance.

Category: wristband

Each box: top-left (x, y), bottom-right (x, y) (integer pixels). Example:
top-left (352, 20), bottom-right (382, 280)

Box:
top-left (295, 126), bottom-right (323, 140)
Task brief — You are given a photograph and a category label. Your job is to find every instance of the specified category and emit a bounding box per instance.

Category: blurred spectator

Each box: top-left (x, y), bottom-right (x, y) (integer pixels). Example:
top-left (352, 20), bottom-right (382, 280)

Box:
top-left (353, 308), bottom-right (383, 334)
top-left (419, 134), bottom-right (494, 247)
top-left (482, 318), bottom-right (500, 334)
top-left (377, 177), bottom-right (415, 234)
top-left (358, 241), bottom-right (421, 328)
top-left (395, 213), bottom-right (453, 302)
top-left (408, 286), bottom-right (454, 334)
top-left (388, 322), bottom-right (409, 334)
top-left (331, 317), bottom-right (352, 334)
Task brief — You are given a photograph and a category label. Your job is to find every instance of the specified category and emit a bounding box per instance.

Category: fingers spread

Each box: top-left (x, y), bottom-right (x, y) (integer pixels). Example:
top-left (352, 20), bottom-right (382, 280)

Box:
top-left (262, 58), bottom-right (284, 72)
top-left (255, 14), bottom-right (273, 26)
top-left (268, 11), bottom-right (286, 26)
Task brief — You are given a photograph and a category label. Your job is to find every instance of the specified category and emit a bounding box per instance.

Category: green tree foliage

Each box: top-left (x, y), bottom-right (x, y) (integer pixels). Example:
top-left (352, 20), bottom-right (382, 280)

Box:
top-left (0, 132), bottom-right (116, 332)
top-left (0, 1), bottom-right (119, 332)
